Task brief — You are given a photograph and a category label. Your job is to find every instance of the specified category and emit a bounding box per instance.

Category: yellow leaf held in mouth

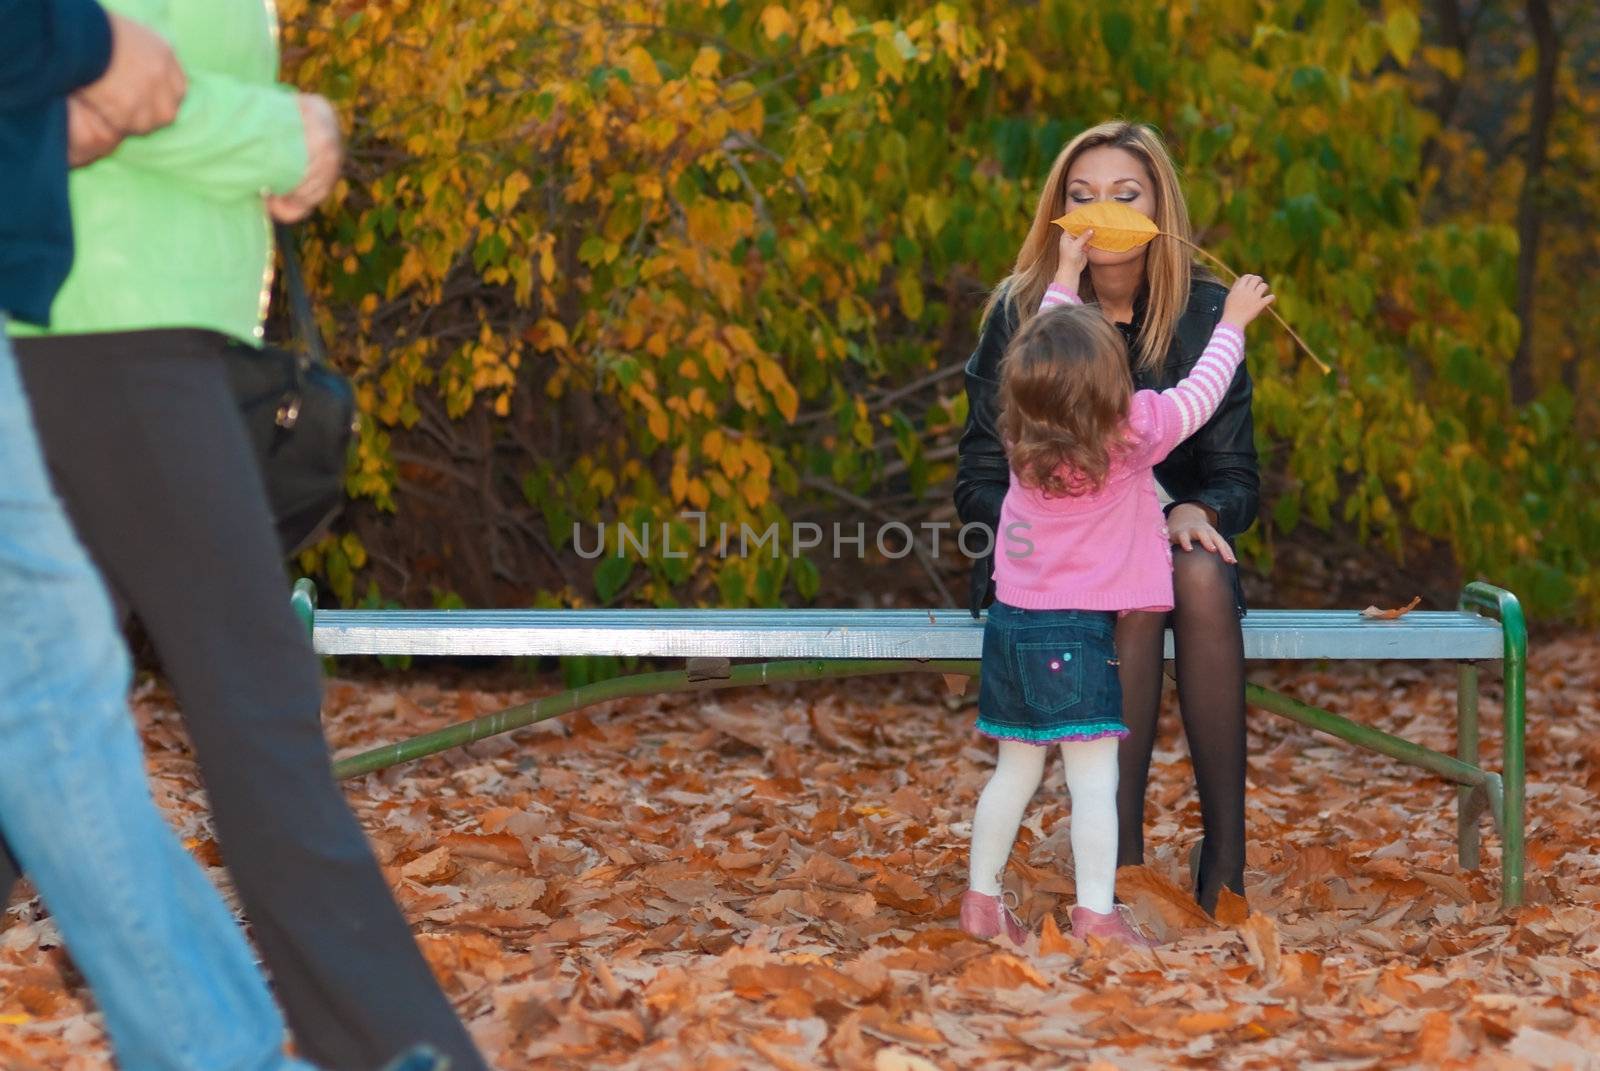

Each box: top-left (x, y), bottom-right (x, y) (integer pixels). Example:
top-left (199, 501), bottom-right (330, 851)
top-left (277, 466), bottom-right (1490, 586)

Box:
top-left (1051, 203), bottom-right (1333, 375)
top-left (1051, 201), bottom-right (1160, 253)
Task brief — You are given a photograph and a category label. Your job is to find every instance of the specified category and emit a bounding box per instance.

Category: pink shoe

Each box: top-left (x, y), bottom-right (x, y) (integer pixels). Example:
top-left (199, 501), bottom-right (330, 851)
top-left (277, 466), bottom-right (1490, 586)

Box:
top-left (960, 890), bottom-right (1029, 945)
top-left (1070, 905), bottom-right (1159, 948)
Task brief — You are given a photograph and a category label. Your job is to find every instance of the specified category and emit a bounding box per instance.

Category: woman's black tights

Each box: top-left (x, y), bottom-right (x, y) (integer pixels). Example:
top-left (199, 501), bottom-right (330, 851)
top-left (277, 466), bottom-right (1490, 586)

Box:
top-left (1113, 547), bottom-right (1247, 914)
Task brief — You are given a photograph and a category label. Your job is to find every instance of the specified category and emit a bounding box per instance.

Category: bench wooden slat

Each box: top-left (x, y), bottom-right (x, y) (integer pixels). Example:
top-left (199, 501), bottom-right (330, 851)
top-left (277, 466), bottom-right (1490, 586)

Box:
top-left (311, 608), bottom-right (1505, 662)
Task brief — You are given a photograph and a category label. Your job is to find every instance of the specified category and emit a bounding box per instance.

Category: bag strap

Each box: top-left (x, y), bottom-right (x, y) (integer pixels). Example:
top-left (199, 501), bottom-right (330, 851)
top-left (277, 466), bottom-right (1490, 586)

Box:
top-left (274, 223), bottom-right (328, 366)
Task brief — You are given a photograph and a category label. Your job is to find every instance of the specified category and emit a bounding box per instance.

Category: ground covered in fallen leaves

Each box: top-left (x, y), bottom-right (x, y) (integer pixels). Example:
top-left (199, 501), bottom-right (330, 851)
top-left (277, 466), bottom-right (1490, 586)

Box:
top-left (4, 634), bottom-right (1600, 1070)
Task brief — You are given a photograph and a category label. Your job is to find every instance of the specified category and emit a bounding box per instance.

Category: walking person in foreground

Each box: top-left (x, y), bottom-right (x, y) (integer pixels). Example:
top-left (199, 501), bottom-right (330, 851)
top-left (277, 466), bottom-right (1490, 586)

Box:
top-left (2, 2), bottom-right (488, 1068)
top-left (0, 3), bottom-right (327, 1068)
top-left (959, 222), bottom-right (1274, 945)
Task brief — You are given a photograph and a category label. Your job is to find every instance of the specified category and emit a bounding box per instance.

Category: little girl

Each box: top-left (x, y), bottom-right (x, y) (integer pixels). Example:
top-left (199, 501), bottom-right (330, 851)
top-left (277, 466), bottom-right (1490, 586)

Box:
top-left (960, 227), bottom-right (1274, 947)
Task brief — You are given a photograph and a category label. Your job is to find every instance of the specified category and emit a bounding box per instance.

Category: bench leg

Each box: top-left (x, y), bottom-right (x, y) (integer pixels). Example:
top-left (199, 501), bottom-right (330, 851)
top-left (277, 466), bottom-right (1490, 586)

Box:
top-left (290, 577), bottom-right (318, 639)
top-left (1502, 645), bottom-right (1526, 908)
top-left (1460, 582), bottom-right (1527, 909)
top-left (1457, 661), bottom-right (1481, 870)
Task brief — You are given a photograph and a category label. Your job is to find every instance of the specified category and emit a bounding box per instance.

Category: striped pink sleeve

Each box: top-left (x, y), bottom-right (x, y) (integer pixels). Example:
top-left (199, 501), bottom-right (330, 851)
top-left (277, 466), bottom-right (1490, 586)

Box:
top-left (1161, 323), bottom-right (1246, 440)
top-left (1039, 283), bottom-right (1082, 311)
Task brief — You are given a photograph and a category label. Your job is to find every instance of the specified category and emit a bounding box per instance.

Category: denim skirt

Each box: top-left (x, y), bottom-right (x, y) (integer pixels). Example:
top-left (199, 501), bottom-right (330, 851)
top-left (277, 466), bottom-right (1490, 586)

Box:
top-left (976, 601), bottom-right (1126, 745)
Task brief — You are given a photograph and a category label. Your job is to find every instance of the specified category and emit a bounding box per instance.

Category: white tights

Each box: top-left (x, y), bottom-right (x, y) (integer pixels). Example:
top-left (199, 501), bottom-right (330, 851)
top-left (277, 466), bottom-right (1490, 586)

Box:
top-left (968, 736), bottom-right (1120, 914)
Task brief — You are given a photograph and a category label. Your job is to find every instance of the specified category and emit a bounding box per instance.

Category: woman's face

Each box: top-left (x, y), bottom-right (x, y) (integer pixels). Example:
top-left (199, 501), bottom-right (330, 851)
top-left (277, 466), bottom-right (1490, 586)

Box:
top-left (1063, 146), bottom-right (1157, 269)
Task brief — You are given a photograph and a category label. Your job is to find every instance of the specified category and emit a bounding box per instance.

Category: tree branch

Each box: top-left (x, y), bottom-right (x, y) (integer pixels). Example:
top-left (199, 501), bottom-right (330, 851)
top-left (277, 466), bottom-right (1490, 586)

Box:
top-left (1510, 0), bottom-right (1559, 405)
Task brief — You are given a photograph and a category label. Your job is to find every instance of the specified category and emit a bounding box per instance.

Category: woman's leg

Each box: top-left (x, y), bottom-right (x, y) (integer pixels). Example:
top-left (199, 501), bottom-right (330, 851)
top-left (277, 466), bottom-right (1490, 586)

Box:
top-left (1058, 737), bottom-right (1120, 913)
top-left (16, 335), bottom-right (487, 1071)
top-left (1113, 611), bottom-right (1166, 867)
top-left (0, 332), bottom-right (312, 1071)
top-left (1170, 547), bottom-right (1248, 913)
top-left (968, 740), bottom-right (1048, 894)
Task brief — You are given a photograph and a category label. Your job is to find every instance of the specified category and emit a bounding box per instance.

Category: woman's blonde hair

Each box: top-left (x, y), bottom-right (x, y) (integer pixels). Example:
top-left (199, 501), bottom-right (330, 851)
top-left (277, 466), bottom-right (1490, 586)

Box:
top-left (987, 120), bottom-right (1194, 375)
top-left (999, 304), bottom-right (1135, 497)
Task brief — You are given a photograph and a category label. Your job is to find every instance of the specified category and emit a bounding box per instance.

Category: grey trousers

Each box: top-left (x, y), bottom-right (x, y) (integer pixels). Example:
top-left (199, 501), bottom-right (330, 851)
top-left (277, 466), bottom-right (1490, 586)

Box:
top-left (5, 330), bottom-right (486, 1071)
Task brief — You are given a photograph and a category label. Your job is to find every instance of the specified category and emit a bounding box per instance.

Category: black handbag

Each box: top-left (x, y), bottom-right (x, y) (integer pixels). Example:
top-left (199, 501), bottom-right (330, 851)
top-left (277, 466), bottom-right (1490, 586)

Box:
top-left (225, 224), bottom-right (356, 557)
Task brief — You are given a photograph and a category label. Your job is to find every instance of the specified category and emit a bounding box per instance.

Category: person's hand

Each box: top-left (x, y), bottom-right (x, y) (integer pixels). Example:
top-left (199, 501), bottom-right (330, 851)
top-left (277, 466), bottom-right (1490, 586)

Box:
top-left (1167, 502), bottom-right (1236, 564)
top-left (67, 98), bottom-right (122, 167)
top-left (1221, 274), bottom-right (1274, 332)
top-left (76, 13), bottom-right (186, 136)
top-left (266, 94), bottom-right (343, 223)
top-left (1053, 225), bottom-right (1093, 295)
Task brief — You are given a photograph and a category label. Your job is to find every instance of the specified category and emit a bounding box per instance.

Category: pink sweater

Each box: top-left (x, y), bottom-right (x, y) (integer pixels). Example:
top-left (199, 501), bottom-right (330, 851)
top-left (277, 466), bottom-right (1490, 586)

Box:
top-left (991, 284), bottom-right (1247, 612)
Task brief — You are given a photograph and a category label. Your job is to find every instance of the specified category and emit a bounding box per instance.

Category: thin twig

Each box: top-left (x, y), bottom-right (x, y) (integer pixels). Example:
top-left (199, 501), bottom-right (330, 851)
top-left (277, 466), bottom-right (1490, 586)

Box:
top-left (1158, 234), bottom-right (1332, 375)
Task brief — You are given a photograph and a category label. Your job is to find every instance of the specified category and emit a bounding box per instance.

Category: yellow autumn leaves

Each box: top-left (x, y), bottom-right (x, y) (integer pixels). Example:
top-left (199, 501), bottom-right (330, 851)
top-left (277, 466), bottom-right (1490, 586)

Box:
top-left (1052, 201), bottom-right (1160, 252)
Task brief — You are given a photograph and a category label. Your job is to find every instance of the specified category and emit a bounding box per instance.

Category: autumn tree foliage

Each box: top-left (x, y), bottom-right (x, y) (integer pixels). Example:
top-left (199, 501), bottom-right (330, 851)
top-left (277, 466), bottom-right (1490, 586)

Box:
top-left (277, 0), bottom-right (1599, 619)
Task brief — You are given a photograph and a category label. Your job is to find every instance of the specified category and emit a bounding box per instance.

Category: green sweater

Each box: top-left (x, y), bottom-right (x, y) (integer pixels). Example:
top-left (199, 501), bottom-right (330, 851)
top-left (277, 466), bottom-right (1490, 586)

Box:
top-left (14, 0), bottom-right (309, 345)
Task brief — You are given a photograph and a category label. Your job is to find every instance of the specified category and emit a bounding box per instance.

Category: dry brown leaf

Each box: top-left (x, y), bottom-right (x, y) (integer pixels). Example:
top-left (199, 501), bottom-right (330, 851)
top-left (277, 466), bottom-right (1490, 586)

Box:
top-left (808, 702), bottom-right (859, 752)
top-left (728, 962), bottom-right (878, 1004)
top-left (1239, 913), bottom-right (1282, 983)
top-left (795, 849), bottom-right (863, 886)
top-left (940, 673), bottom-right (970, 697)
top-left (440, 831), bottom-right (530, 868)
top-left (716, 848), bottom-right (765, 870)
top-left (874, 1048), bottom-right (944, 1071)
top-left (1214, 886), bottom-right (1250, 926)
top-left (956, 953), bottom-right (1050, 991)
top-left (1360, 595), bottom-right (1422, 619)
top-left (856, 1005), bottom-right (945, 1047)
top-left (1039, 912), bottom-right (1075, 956)
top-left (1506, 1025), bottom-right (1598, 1069)
top-left (1174, 1010), bottom-right (1238, 1035)
top-left (400, 844), bottom-right (458, 884)
top-left (1115, 864), bottom-right (1214, 929)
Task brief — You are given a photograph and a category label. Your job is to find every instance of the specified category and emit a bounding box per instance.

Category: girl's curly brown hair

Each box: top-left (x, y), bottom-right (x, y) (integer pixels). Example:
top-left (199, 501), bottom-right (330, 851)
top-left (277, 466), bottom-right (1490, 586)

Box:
top-left (999, 303), bottom-right (1135, 497)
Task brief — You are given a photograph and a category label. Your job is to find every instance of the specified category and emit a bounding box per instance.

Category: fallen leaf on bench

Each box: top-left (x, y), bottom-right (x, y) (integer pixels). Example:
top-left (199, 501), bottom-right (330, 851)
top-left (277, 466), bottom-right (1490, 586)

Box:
top-left (1360, 595), bottom-right (1422, 619)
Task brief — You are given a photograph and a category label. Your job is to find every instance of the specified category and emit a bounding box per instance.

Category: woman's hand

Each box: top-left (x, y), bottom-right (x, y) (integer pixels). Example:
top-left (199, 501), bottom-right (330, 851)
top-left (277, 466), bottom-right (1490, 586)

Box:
top-left (1220, 274), bottom-right (1274, 332)
top-left (267, 94), bottom-right (343, 223)
top-left (1167, 502), bottom-right (1236, 564)
top-left (67, 98), bottom-right (122, 167)
top-left (1053, 226), bottom-right (1094, 295)
top-left (76, 13), bottom-right (187, 137)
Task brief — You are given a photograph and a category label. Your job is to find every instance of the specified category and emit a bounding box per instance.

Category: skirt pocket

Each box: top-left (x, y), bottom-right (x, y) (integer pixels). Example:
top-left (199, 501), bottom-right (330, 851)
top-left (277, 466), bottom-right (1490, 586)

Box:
top-left (1013, 640), bottom-right (1084, 716)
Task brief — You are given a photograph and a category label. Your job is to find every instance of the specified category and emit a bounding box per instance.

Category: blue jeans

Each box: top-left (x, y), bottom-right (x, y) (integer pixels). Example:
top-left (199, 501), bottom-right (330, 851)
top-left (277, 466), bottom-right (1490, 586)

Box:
top-left (0, 324), bottom-right (316, 1071)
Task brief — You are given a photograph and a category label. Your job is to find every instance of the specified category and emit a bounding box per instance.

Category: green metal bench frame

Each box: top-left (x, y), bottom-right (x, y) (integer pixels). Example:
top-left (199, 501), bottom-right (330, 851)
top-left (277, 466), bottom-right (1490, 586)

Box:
top-left (293, 580), bottom-right (1527, 907)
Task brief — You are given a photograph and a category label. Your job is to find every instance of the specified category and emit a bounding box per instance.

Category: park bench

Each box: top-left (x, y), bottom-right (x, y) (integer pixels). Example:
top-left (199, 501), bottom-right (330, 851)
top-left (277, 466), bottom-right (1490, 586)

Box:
top-left (294, 579), bottom-right (1528, 908)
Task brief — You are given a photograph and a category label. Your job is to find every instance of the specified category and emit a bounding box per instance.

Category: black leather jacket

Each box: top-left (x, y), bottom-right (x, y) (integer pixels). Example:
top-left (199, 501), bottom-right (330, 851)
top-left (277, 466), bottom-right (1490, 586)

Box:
top-left (954, 278), bottom-right (1260, 616)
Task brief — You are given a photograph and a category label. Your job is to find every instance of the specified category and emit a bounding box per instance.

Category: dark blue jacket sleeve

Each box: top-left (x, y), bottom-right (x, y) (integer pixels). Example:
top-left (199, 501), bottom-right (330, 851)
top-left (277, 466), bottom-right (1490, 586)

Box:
top-left (0, 0), bottom-right (113, 110)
